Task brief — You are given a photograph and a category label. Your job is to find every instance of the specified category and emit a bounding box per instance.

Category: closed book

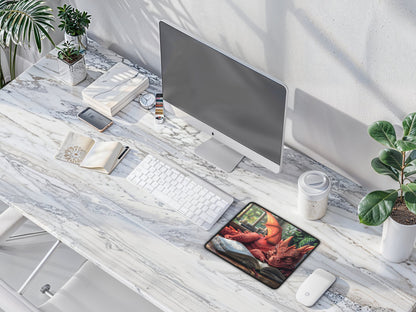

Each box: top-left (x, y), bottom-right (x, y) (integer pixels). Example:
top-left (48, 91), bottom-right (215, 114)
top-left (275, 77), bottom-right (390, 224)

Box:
top-left (82, 62), bottom-right (149, 117)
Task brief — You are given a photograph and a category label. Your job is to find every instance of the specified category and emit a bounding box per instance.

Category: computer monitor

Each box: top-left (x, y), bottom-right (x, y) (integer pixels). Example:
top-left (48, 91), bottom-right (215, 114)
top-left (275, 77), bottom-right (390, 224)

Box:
top-left (159, 21), bottom-right (287, 173)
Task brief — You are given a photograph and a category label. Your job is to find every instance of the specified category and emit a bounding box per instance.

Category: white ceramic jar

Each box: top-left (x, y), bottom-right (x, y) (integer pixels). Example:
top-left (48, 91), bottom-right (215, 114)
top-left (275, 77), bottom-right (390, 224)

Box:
top-left (298, 171), bottom-right (331, 220)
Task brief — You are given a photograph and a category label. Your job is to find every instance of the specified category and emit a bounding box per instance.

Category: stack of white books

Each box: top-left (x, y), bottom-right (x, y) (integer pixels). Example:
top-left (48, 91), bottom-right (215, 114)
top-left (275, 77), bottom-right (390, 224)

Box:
top-left (82, 62), bottom-right (149, 117)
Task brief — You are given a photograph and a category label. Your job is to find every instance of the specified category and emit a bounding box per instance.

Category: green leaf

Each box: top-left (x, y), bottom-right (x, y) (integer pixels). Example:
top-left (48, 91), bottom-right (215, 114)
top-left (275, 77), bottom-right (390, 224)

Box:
top-left (403, 112), bottom-right (416, 137)
top-left (379, 149), bottom-right (403, 170)
top-left (402, 183), bottom-right (416, 214)
top-left (371, 157), bottom-right (399, 181)
top-left (404, 165), bottom-right (416, 178)
top-left (0, 0), bottom-right (55, 80)
top-left (368, 121), bottom-right (396, 148)
top-left (395, 136), bottom-right (416, 151)
top-left (405, 150), bottom-right (416, 165)
top-left (358, 190), bottom-right (398, 226)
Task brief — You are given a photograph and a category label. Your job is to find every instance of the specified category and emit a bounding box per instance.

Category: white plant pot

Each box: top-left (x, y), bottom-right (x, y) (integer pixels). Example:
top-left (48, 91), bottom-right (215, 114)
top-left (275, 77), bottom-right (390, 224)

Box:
top-left (64, 32), bottom-right (87, 51)
top-left (58, 56), bottom-right (87, 86)
top-left (381, 217), bottom-right (416, 263)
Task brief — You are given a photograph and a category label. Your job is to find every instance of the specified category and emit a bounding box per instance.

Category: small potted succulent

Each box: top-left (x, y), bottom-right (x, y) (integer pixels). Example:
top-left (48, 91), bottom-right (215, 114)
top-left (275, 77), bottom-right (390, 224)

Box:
top-left (57, 41), bottom-right (87, 85)
top-left (57, 4), bottom-right (91, 50)
top-left (358, 112), bottom-right (416, 262)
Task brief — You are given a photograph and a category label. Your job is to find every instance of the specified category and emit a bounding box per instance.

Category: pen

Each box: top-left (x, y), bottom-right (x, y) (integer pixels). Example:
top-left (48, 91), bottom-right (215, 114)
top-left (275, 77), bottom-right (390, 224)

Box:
top-left (118, 146), bottom-right (129, 160)
top-left (109, 146), bottom-right (130, 175)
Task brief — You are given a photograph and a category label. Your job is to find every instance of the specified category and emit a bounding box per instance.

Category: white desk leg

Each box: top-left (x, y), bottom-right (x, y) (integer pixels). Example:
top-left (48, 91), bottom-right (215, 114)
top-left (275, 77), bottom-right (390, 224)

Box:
top-left (18, 240), bottom-right (61, 295)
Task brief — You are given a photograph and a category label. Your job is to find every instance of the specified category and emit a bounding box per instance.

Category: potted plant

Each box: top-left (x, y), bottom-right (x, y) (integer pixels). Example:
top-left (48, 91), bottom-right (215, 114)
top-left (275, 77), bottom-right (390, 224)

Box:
top-left (0, 0), bottom-right (55, 88)
top-left (57, 41), bottom-right (87, 85)
top-left (57, 4), bottom-right (91, 50)
top-left (358, 112), bottom-right (416, 262)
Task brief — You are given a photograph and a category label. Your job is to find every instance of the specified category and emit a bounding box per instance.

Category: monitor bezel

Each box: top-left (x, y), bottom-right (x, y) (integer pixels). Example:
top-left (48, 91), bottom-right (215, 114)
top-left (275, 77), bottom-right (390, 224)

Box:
top-left (159, 20), bottom-right (288, 173)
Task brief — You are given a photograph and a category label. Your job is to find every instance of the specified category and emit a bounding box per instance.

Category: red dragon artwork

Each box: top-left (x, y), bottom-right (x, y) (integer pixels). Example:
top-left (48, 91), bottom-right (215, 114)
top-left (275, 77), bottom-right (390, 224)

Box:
top-left (219, 212), bottom-right (315, 276)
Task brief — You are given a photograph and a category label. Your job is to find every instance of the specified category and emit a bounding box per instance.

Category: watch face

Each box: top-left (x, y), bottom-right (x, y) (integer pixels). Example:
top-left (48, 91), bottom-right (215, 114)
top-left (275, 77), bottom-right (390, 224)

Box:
top-left (139, 93), bottom-right (156, 109)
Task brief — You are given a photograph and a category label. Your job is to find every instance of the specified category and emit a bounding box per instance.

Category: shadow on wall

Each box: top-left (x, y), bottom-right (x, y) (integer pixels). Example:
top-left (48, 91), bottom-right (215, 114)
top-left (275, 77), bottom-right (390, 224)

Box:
top-left (288, 5), bottom-right (406, 119)
top-left (71, 0), bottom-right (199, 74)
top-left (291, 89), bottom-right (397, 189)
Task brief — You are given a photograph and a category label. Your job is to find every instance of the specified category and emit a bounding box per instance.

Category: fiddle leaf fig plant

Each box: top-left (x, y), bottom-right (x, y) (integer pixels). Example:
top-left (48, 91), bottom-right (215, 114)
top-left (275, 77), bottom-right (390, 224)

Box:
top-left (358, 112), bottom-right (416, 226)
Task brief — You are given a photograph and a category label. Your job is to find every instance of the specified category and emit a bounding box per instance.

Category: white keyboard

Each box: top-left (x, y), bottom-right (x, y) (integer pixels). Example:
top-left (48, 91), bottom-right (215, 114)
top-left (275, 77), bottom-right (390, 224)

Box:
top-left (127, 154), bottom-right (233, 230)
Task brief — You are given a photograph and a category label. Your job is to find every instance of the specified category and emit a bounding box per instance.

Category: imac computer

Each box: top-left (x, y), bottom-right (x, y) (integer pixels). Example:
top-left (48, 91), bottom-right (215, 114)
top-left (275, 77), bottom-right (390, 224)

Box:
top-left (159, 21), bottom-right (287, 173)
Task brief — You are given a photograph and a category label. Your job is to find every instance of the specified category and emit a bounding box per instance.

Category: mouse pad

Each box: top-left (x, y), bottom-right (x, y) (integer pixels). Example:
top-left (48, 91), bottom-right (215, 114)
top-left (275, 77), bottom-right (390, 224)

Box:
top-left (205, 202), bottom-right (320, 289)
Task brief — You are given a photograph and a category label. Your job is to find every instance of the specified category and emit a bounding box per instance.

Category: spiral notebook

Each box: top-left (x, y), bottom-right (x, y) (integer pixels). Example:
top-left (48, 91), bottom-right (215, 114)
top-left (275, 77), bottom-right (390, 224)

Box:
top-left (205, 202), bottom-right (320, 289)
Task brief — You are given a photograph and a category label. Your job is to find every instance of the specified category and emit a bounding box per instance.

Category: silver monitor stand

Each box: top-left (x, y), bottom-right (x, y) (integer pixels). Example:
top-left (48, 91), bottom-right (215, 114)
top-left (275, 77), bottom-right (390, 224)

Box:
top-left (195, 138), bottom-right (244, 173)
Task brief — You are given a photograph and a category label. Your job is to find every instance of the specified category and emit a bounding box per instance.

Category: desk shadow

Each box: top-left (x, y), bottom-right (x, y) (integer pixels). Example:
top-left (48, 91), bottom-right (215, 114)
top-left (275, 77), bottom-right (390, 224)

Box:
top-left (291, 89), bottom-right (394, 189)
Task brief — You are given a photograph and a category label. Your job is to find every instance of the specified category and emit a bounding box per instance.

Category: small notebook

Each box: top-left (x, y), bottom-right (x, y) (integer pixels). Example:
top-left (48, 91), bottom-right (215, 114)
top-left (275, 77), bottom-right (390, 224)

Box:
top-left (55, 132), bottom-right (126, 174)
top-left (82, 62), bottom-right (149, 117)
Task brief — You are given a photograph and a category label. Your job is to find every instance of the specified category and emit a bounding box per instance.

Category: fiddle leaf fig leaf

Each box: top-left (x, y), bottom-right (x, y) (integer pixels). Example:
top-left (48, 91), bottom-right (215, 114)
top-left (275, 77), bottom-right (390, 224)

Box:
top-left (402, 183), bottom-right (416, 214)
top-left (395, 136), bottom-right (416, 152)
top-left (368, 121), bottom-right (396, 148)
top-left (404, 165), bottom-right (416, 178)
top-left (358, 190), bottom-right (398, 226)
top-left (371, 157), bottom-right (399, 181)
top-left (405, 150), bottom-right (416, 165)
top-left (403, 112), bottom-right (416, 137)
top-left (379, 149), bottom-right (403, 171)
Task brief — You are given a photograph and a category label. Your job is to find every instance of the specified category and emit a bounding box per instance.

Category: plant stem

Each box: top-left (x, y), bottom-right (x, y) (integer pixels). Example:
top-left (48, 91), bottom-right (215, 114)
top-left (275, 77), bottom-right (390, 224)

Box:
top-left (9, 44), bottom-right (17, 81)
top-left (401, 151), bottom-right (405, 201)
top-left (0, 48), bottom-right (5, 88)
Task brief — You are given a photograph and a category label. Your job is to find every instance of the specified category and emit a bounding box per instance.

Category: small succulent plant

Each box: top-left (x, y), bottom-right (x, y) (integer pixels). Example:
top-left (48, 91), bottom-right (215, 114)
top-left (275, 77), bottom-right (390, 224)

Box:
top-left (57, 41), bottom-right (82, 64)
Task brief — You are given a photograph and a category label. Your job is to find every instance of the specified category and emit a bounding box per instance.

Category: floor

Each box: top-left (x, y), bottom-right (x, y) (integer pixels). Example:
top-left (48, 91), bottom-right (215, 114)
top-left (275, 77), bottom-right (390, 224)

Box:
top-left (0, 201), bottom-right (86, 307)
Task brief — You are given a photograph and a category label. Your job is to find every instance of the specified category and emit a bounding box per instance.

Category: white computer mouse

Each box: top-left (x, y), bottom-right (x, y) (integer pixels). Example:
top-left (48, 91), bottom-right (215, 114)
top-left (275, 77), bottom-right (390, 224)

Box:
top-left (296, 268), bottom-right (336, 307)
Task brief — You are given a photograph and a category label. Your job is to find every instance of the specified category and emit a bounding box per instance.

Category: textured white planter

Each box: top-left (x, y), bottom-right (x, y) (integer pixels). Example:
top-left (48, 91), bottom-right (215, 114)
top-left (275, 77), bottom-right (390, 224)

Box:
top-left (58, 56), bottom-right (87, 86)
top-left (381, 217), bottom-right (416, 262)
top-left (64, 32), bottom-right (87, 51)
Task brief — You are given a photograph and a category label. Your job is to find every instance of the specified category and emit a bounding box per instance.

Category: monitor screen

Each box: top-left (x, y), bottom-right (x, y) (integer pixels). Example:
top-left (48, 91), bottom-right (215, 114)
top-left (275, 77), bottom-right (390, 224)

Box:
top-left (160, 21), bottom-right (286, 171)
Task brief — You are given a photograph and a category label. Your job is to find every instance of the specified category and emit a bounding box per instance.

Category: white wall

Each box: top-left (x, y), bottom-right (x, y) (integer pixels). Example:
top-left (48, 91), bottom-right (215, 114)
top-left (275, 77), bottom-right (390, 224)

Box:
top-left (42, 1), bottom-right (416, 189)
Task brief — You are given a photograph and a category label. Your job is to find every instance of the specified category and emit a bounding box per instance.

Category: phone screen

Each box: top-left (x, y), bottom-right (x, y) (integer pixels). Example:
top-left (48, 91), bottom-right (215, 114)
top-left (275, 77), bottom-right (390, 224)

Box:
top-left (78, 107), bottom-right (113, 131)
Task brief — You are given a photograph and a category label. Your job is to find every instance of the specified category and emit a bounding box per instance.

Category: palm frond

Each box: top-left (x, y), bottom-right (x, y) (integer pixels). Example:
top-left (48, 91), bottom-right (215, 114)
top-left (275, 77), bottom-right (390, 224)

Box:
top-left (0, 0), bottom-right (55, 52)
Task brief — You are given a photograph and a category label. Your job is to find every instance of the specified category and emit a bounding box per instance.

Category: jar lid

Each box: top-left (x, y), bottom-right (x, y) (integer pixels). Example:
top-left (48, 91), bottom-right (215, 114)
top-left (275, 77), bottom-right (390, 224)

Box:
top-left (298, 170), bottom-right (331, 200)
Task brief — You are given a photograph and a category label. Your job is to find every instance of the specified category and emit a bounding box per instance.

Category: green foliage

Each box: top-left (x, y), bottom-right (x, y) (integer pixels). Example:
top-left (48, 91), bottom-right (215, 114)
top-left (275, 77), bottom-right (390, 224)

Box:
top-left (57, 4), bottom-right (91, 36)
top-left (281, 223), bottom-right (297, 240)
top-left (281, 224), bottom-right (318, 248)
top-left (358, 190), bottom-right (397, 226)
top-left (0, 0), bottom-right (55, 86)
top-left (358, 113), bottom-right (416, 225)
top-left (401, 183), bottom-right (416, 214)
top-left (370, 157), bottom-right (399, 181)
top-left (368, 121), bottom-right (396, 148)
top-left (56, 41), bottom-right (82, 64)
top-left (379, 149), bottom-right (402, 170)
top-left (298, 237), bottom-right (319, 248)
top-left (403, 113), bottom-right (416, 137)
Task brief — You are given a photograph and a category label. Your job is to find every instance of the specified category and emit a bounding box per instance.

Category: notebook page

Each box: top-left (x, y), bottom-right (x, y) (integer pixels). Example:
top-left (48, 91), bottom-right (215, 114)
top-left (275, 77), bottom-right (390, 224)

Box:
top-left (80, 141), bottom-right (123, 173)
top-left (55, 132), bottom-right (95, 165)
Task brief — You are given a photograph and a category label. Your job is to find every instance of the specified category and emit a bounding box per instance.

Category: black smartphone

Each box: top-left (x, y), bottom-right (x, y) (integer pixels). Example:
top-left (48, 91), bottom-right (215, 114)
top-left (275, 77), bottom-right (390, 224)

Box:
top-left (77, 107), bottom-right (113, 132)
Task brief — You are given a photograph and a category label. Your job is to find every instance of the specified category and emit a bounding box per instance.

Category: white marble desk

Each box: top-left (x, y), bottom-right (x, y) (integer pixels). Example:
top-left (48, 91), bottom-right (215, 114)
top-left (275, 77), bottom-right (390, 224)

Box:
top-left (0, 40), bottom-right (415, 312)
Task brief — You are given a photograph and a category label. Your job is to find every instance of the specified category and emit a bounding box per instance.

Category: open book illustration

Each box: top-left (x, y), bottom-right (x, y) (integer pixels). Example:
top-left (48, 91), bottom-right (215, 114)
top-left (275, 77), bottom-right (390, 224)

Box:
top-left (55, 132), bottom-right (128, 174)
top-left (211, 236), bottom-right (286, 283)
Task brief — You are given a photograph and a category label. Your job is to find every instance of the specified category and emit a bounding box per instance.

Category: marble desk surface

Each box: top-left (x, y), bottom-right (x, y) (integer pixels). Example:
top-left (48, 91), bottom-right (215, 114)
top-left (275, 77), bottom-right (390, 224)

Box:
top-left (0, 40), bottom-right (415, 312)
